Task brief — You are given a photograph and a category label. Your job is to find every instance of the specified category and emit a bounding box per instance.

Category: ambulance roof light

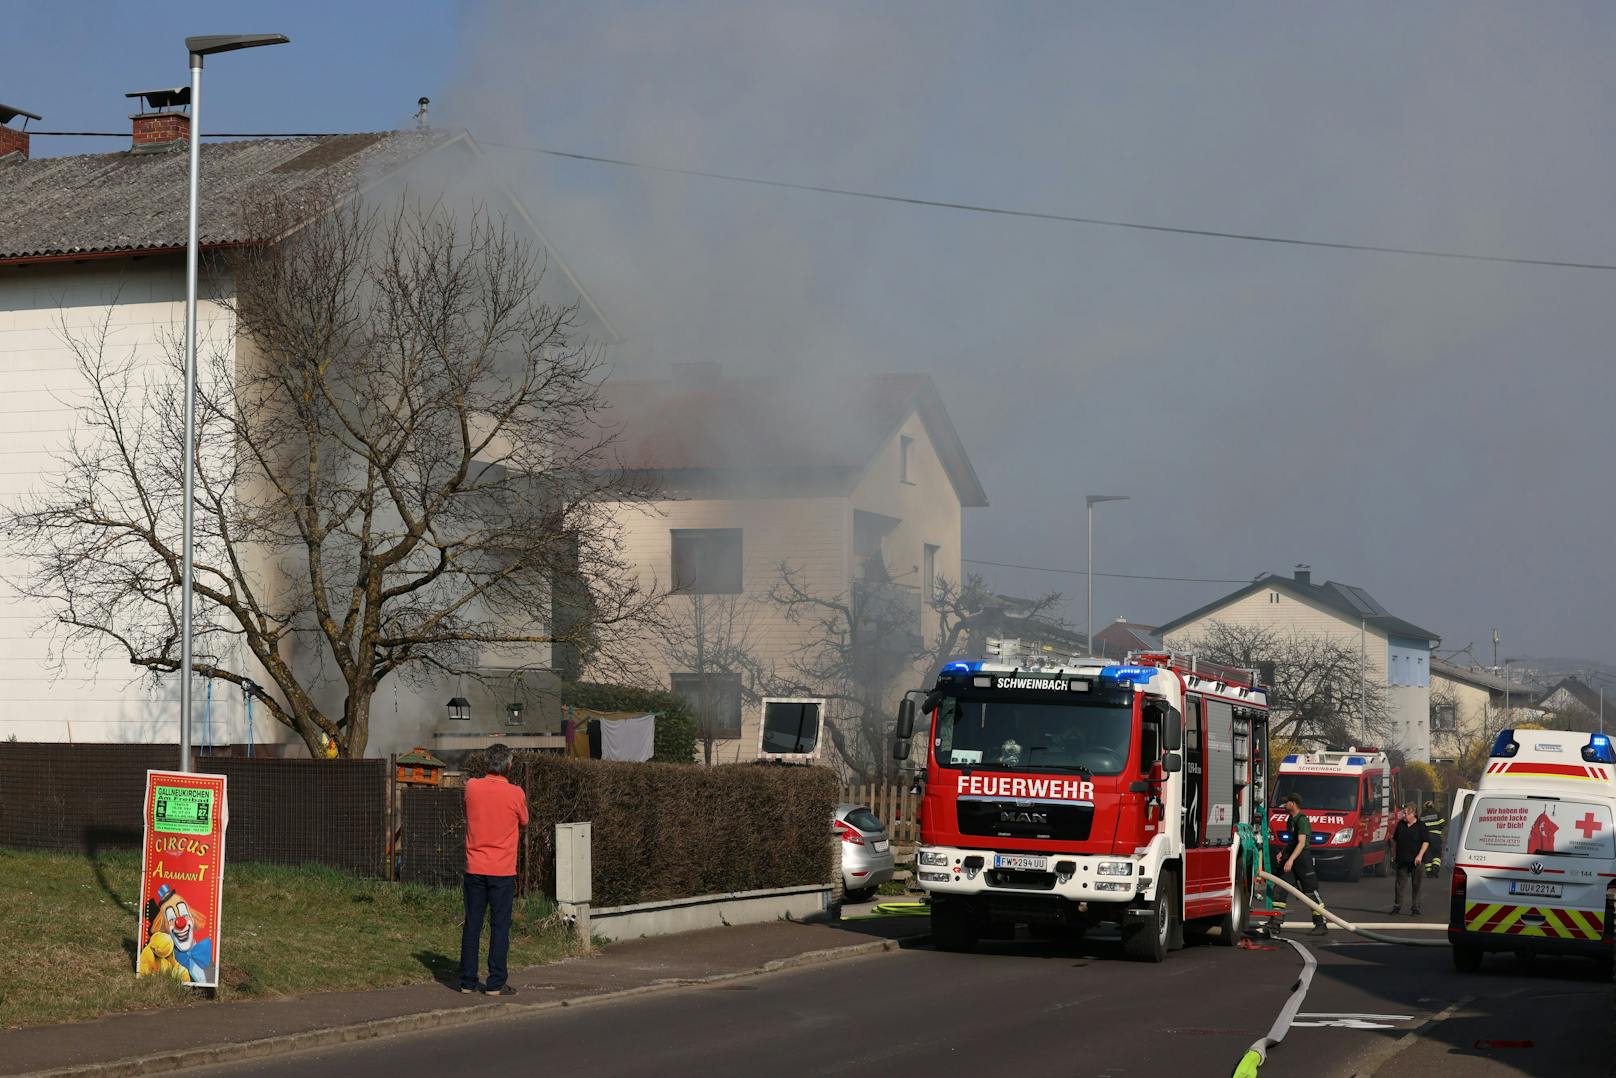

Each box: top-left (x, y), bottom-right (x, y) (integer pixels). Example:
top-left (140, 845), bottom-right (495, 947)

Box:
top-left (1583, 733), bottom-right (1615, 765)
top-left (1490, 728), bottom-right (1520, 758)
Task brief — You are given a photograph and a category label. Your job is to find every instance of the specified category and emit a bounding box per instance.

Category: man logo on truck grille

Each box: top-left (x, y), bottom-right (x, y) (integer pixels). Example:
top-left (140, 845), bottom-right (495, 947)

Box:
top-left (1000, 810), bottom-right (1050, 825)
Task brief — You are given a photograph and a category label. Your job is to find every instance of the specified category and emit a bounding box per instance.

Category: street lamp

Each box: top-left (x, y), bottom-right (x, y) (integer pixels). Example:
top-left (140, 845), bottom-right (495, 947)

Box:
top-left (1085, 495), bottom-right (1129, 656)
top-left (179, 33), bottom-right (288, 771)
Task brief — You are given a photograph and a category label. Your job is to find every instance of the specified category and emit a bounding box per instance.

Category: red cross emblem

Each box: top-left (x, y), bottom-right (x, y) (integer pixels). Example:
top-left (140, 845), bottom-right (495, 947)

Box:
top-left (1575, 812), bottom-right (1603, 839)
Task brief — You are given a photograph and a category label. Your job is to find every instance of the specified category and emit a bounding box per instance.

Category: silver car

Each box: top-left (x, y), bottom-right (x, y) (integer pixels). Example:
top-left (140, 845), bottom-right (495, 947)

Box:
top-left (835, 803), bottom-right (895, 901)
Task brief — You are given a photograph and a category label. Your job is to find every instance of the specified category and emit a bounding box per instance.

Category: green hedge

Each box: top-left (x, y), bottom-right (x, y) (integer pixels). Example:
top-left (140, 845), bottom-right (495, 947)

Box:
top-left (559, 681), bottom-right (697, 763)
top-left (472, 753), bottom-right (836, 906)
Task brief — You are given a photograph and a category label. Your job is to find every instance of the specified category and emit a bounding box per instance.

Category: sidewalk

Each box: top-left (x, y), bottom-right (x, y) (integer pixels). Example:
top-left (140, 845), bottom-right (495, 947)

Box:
top-left (1, 911), bottom-right (929, 1078)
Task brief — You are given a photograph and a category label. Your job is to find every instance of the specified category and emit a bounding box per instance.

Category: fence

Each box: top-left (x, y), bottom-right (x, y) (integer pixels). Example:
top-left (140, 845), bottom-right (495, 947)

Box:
top-left (397, 786), bottom-right (465, 888)
top-left (841, 783), bottom-right (922, 847)
top-left (0, 743), bottom-right (388, 876)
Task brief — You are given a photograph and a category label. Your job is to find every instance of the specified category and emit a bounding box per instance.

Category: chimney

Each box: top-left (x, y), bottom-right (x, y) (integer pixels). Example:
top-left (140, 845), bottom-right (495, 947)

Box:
top-left (125, 87), bottom-right (191, 153)
top-left (0, 103), bottom-right (40, 161)
top-left (1294, 564), bottom-right (1312, 586)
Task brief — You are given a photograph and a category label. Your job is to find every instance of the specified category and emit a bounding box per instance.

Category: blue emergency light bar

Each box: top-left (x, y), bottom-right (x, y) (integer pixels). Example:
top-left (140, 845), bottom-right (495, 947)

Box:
top-left (1583, 733), bottom-right (1615, 764)
top-left (1099, 665), bottom-right (1158, 684)
top-left (1283, 754), bottom-right (1299, 763)
top-left (941, 661), bottom-right (981, 675)
top-left (1490, 729), bottom-right (1520, 758)
top-left (1347, 755), bottom-right (1367, 766)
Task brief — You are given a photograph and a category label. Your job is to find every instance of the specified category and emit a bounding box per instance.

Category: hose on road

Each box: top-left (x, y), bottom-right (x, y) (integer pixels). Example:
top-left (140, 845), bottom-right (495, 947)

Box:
top-left (1232, 935), bottom-right (1316, 1078)
top-left (1257, 870), bottom-right (1448, 947)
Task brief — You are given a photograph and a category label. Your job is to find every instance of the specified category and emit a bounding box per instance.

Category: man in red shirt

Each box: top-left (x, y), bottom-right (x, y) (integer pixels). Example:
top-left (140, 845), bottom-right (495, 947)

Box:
top-left (459, 743), bottom-right (529, 994)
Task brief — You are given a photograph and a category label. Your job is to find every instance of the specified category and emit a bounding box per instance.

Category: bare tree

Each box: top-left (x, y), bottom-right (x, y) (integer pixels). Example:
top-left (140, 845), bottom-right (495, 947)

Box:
top-left (767, 561), bottom-right (922, 783)
top-left (2, 193), bottom-right (658, 757)
top-left (921, 573), bottom-right (1065, 681)
top-left (659, 592), bottom-right (773, 764)
top-left (1179, 620), bottom-right (1392, 747)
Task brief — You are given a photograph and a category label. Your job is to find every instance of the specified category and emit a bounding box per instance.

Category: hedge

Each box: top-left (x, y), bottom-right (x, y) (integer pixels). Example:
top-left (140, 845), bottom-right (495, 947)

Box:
top-left (470, 752), bottom-right (836, 907)
top-left (560, 681), bottom-right (697, 763)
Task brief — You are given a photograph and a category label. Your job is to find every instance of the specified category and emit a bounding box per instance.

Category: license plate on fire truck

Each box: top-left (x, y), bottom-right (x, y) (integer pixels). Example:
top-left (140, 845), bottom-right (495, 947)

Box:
top-left (993, 854), bottom-right (1048, 871)
top-left (1509, 880), bottom-right (1562, 898)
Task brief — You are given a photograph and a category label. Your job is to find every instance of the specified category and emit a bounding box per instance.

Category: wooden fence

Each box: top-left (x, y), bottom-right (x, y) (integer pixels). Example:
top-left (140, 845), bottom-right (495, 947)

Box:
top-left (840, 783), bottom-right (923, 847)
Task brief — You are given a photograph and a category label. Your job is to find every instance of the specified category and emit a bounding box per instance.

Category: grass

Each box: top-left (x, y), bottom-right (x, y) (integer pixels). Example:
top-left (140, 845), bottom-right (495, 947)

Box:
top-left (0, 846), bottom-right (580, 1030)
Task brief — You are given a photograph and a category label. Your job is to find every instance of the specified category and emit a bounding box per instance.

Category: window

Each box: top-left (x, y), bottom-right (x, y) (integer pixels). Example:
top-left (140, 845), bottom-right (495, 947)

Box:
top-left (900, 435), bottom-right (915, 483)
top-left (671, 529), bottom-right (742, 593)
top-left (923, 544), bottom-right (939, 602)
top-left (670, 672), bottom-right (743, 739)
top-left (1431, 702), bottom-right (1457, 732)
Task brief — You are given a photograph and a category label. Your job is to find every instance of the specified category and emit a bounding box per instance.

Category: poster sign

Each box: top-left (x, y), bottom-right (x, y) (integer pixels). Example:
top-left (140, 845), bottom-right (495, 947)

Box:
top-left (136, 770), bottom-right (228, 987)
top-left (1464, 796), bottom-right (1613, 859)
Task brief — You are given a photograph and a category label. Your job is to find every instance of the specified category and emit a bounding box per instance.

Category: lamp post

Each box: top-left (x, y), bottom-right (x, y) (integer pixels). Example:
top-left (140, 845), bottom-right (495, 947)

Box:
top-left (1084, 495), bottom-right (1129, 656)
top-left (179, 34), bottom-right (288, 772)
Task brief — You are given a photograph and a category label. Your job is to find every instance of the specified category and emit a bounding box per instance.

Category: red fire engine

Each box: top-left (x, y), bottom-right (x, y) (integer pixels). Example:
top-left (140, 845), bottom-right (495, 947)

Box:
top-left (895, 652), bottom-right (1271, 962)
top-left (1270, 748), bottom-right (1399, 881)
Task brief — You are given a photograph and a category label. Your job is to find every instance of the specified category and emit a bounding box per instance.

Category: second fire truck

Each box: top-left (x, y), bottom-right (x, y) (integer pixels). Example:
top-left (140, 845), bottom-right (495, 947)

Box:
top-left (1270, 748), bottom-right (1399, 881)
top-left (895, 652), bottom-right (1271, 962)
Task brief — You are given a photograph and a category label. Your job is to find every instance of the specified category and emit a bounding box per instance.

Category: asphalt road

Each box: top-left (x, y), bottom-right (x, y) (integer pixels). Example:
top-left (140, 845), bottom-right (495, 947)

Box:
top-left (184, 878), bottom-right (1613, 1078)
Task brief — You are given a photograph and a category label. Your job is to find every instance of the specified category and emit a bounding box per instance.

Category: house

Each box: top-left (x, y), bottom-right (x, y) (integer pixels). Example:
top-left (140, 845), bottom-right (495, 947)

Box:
top-left (594, 366), bottom-right (988, 764)
top-left (0, 95), bottom-right (608, 750)
top-left (1428, 658), bottom-right (1537, 763)
top-left (1537, 676), bottom-right (1608, 730)
top-left (1092, 619), bottom-right (1162, 660)
top-left (1154, 566), bottom-right (1441, 761)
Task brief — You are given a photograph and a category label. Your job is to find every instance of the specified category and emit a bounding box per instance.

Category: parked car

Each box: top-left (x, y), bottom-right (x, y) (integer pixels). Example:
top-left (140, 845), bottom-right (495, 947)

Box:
top-left (835, 803), bottom-right (895, 902)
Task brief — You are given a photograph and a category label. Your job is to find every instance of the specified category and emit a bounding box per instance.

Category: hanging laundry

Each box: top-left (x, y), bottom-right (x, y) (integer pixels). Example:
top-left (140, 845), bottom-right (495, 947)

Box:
top-left (600, 713), bottom-right (656, 762)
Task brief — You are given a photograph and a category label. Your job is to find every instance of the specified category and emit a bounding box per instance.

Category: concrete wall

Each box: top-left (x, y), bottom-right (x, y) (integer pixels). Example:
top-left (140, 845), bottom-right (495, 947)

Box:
top-left (587, 884), bottom-right (832, 942)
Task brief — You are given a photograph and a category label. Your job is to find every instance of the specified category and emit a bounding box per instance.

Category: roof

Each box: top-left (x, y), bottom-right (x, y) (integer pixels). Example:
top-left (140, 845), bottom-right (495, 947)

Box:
top-left (1093, 620), bottom-right (1162, 657)
top-left (599, 372), bottom-right (988, 507)
top-left (1430, 658), bottom-right (1520, 695)
top-left (1537, 676), bottom-right (1604, 715)
top-left (1155, 571), bottom-right (1440, 645)
top-left (396, 747), bottom-right (446, 767)
top-left (0, 129), bottom-right (463, 261)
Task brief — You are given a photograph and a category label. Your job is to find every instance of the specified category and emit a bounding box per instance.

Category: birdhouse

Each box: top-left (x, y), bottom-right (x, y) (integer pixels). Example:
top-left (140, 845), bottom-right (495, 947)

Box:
top-left (396, 747), bottom-right (447, 787)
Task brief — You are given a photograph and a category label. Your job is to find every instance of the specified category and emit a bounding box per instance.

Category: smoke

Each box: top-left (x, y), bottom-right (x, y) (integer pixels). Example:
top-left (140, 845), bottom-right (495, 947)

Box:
top-left (440, 2), bottom-right (1616, 662)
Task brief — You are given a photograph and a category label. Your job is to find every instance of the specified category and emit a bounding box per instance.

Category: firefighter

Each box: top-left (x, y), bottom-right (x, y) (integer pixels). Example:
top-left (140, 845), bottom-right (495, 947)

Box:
top-left (1420, 799), bottom-right (1445, 878)
top-left (1280, 792), bottom-right (1328, 936)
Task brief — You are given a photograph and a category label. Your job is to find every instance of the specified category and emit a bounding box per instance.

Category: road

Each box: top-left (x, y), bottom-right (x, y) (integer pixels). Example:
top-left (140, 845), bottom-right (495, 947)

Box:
top-left (185, 879), bottom-right (1612, 1078)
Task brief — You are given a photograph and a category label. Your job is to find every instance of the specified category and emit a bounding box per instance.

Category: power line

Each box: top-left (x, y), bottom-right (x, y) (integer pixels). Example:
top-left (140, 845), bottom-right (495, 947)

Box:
top-left (479, 140), bottom-right (1616, 272)
top-left (34, 129), bottom-right (1616, 271)
top-left (962, 557), bottom-right (1249, 584)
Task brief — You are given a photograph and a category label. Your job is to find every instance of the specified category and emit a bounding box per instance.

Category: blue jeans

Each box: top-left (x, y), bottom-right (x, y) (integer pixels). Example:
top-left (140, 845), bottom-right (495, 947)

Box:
top-left (460, 873), bottom-right (516, 990)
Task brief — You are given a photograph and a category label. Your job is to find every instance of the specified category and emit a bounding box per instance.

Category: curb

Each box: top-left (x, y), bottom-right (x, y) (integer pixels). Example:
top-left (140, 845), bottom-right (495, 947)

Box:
top-left (18, 935), bottom-right (926, 1078)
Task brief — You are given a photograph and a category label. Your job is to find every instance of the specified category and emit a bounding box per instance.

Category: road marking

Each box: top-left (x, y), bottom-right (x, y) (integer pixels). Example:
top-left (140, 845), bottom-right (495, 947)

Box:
top-left (1345, 995), bottom-right (1475, 1077)
top-left (1292, 1012), bottom-right (1413, 1030)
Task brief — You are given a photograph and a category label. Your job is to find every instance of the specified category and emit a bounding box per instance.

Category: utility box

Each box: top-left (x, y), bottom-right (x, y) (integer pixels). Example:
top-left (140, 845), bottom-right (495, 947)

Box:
top-left (555, 821), bottom-right (592, 907)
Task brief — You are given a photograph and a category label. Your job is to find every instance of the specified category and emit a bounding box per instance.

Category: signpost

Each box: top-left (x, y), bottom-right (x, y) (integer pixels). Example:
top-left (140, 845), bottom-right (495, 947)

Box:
top-left (136, 770), bottom-right (228, 987)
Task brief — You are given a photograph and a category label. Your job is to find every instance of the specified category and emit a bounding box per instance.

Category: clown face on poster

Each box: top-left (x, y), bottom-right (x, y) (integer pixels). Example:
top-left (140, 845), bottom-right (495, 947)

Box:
top-left (136, 770), bottom-right (228, 987)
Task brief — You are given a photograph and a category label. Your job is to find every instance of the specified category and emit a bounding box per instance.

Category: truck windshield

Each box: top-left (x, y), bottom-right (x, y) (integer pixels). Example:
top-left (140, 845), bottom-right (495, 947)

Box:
top-left (1274, 775), bottom-right (1359, 813)
top-left (933, 694), bottom-right (1133, 775)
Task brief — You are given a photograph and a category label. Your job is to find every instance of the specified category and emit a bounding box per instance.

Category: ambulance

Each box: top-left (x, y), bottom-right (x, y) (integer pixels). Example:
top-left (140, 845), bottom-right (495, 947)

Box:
top-left (1270, 748), bottom-right (1399, 881)
top-left (1446, 729), bottom-right (1616, 973)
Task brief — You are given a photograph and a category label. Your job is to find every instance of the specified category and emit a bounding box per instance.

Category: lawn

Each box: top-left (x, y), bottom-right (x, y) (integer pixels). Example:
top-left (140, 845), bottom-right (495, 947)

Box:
top-left (0, 846), bottom-right (579, 1029)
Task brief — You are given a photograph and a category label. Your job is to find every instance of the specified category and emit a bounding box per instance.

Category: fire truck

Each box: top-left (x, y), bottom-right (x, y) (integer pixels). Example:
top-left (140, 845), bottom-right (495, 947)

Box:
top-left (1270, 748), bottom-right (1399, 881)
top-left (894, 652), bottom-right (1270, 962)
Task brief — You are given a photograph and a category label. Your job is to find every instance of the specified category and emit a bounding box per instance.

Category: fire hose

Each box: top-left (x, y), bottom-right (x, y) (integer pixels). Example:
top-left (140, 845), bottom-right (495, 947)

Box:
top-left (1232, 869), bottom-right (1447, 1077)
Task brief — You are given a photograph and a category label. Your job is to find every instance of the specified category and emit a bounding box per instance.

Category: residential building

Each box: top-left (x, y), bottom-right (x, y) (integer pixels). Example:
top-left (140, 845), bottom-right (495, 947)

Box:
top-left (594, 367), bottom-right (987, 763)
top-left (0, 98), bottom-right (607, 750)
top-left (1428, 658), bottom-right (1530, 764)
top-left (1092, 618), bottom-right (1162, 659)
top-left (1155, 566), bottom-right (1441, 761)
top-left (1537, 676), bottom-right (1609, 730)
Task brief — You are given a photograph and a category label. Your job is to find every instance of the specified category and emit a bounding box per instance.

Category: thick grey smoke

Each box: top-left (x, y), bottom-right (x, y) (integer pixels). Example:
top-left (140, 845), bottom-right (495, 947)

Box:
top-left (444, 2), bottom-right (1616, 665)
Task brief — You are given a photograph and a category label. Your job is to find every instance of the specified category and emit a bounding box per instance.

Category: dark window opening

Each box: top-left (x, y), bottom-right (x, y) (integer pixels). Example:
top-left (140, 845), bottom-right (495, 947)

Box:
top-left (671, 529), bottom-right (742, 594)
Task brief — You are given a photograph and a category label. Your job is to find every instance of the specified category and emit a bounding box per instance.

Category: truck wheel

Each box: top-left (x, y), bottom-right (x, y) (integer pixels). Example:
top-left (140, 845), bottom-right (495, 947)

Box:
top-left (1344, 849), bottom-right (1363, 882)
top-left (1124, 870), bottom-right (1176, 963)
top-left (1214, 874), bottom-right (1249, 946)
top-left (930, 900), bottom-right (977, 953)
top-left (1452, 943), bottom-right (1483, 973)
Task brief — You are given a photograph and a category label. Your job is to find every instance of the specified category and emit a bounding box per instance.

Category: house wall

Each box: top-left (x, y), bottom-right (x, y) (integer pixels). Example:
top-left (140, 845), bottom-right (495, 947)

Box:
top-left (1430, 672), bottom-right (1493, 762)
top-left (1160, 585), bottom-right (1434, 762)
top-left (0, 257), bottom-right (275, 746)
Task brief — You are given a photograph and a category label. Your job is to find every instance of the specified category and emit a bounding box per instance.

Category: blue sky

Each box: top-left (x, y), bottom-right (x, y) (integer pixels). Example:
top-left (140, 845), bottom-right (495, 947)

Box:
top-left (10, 2), bottom-right (1616, 668)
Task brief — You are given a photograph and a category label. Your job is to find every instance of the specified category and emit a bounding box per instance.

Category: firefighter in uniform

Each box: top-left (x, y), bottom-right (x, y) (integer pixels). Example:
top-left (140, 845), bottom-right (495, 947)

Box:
top-left (1281, 793), bottom-right (1329, 936)
top-left (1420, 800), bottom-right (1446, 878)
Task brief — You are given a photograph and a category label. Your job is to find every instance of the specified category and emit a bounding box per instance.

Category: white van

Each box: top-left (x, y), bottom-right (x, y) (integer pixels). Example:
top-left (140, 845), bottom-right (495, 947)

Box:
top-left (1447, 729), bottom-right (1616, 973)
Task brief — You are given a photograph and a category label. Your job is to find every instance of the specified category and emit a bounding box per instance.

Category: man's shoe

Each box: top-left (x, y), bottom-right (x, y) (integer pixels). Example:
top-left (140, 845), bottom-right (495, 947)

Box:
top-left (1309, 923), bottom-right (1328, 936)
top-left (481, 984), bottom-right (518, 996)
top-left (457, 985), bottom-right (479, 994)
top-left (1411, 908), bottom-right (1422, 916)
top-left (1388, 906), bottom-right (1400, 915)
